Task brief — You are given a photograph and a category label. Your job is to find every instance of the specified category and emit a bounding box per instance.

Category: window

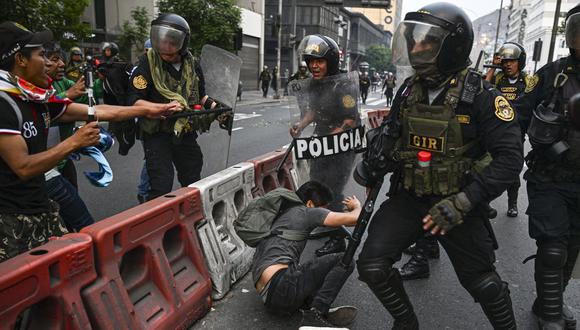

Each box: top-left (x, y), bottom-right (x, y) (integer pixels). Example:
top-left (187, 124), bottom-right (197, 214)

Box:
top-left (94, 0), bottom-right (106, 30)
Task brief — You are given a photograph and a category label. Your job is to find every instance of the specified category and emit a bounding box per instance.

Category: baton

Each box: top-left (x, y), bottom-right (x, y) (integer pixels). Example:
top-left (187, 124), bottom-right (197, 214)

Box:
top-left (166, 106), bottom-right (233, 119)
top-left (341, 177), bottom-right (384, 267)
top-left (276, 140), bottom-right (295, 174)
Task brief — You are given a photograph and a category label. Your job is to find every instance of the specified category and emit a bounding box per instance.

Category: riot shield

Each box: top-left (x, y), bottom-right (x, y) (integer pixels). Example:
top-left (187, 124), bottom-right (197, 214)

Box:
top-left (197, 45), bottom-right (242, 177)
top-left (287, 71), bottom-right (364, 212)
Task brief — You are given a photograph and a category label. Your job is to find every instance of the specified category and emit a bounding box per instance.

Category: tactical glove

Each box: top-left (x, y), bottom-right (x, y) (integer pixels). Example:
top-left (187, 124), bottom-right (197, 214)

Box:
top-left (428, 192), bottom-right (473, 232)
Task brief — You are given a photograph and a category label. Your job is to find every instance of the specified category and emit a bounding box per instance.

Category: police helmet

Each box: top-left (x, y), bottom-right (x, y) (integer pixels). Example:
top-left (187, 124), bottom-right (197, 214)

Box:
top-left (566, 4), bottom-right (580, 53)
top-left (299, 61), bottom-right (307, 69)
top-left (498, 42), bottom-right (526, 70)
top-left (70, 46), bottom-right (82, 56)
top-left (393, 2), bottom-right (473, 74)
top-left (298, 34), bottom-right (340, 75)
top-left (151, 13), bottom-right (190, 55)
top-left (101, 42), bottom-right (119, 57)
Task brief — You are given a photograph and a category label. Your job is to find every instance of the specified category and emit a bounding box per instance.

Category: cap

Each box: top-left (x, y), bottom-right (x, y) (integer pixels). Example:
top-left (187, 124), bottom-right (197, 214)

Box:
top-left (0, 22), bottom-right (53, 63)
top-left (417, 151), bottom-right (432, 162)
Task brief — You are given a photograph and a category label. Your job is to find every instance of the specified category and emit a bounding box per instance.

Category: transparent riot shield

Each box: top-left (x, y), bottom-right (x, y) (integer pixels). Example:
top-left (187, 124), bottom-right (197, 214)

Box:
top-left (287, 71), bottom-right (364, 212)
top-left (196, 44), bottom-right (242, 177)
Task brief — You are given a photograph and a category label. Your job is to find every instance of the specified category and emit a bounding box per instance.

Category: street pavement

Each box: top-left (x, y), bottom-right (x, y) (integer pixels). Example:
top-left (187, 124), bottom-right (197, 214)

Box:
top-left (73, 89), bottom-right (579, 329)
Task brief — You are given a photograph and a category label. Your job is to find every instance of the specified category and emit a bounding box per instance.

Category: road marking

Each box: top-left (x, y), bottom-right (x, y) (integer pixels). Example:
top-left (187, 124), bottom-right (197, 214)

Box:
top-left (232, 127), bottom-right (244, 131)
top-left (234, 113), bottom-right (262, 121)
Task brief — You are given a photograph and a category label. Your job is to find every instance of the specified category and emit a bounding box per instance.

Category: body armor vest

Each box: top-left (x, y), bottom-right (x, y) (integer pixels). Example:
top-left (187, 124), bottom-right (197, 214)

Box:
top-left (494, 72), bottom-right (526, 101)
top-left (398, 71), bottom-right (479, 196)
top-left (530, 61), bottom-right (580, 182)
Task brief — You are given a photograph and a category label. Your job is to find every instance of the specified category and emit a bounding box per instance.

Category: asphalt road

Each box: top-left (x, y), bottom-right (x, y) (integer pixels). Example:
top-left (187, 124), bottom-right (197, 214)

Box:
top-left (74, 90), bottom-right (579, 329)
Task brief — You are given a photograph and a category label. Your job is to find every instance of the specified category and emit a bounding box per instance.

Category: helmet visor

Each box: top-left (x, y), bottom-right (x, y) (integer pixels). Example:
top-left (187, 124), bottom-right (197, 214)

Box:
top-left (566, 13), bottom-right (580, 51)
top-left (151, 25), bottom-right (186, 55)
top-left (392, 21), bottom-right (449, 67)
top-left (298, 35), bottom-right (330, 60)
top-left (498, 44), bottom-right (522, 60)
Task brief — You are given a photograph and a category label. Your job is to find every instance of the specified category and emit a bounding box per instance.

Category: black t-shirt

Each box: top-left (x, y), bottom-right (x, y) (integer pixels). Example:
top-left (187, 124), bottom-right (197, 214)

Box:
top-left (251, 205), bottom-right (329, 285)
top-left (0, 95), bottom-right (66, 214)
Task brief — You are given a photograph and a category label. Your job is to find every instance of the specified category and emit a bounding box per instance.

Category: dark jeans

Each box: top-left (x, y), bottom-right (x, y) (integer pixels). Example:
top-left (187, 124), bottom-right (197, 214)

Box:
top-left (60, 159), bottom-right (77, 188)
top-left (359, 189), bottom-right (497, 290)
top-left (265, 253), bottom-right (354, 315)
top-left (142, 132), bottom-right (203, 200)
top-left (46, 175), bottom-right (94, 232)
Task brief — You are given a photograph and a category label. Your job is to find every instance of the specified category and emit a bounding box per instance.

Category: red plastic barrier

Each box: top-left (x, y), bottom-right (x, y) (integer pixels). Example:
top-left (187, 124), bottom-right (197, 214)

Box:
top-left (367, 109), bottom-right (391, 129)
top-left (81, 187), bottom-right (212, 329)
top-left (247, 148), bottom-right (295, 196)
top-left (0, 233), bottom-right (96, 330)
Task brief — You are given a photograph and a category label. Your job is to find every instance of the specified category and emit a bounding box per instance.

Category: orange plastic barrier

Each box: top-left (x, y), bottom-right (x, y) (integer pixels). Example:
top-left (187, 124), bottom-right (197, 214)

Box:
top-left (367, 109), bottom-right (391, 129)
top-left (247, 148), bottom-right (295, 196)
top-left (81, 188), bottom-right (212, 329)
top-left (0, 233), bottom-right (96, 330)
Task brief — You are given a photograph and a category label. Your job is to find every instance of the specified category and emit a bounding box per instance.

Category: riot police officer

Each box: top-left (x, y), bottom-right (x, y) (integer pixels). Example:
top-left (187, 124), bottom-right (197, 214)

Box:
top-left (65, 46), bottom-right (84, 81)
top-left (289, 61), bottom-right (310, 82)
top-left (127, 13), bottom-right (220, 200)
top-left (487, 42), bottom-right (532, 217)
top-left (289, 35), bottom-right (360, 257)
top-left (356, 3), bottom-right (522, 328)
top-left (519, 4), bottom-right (580, 329)
top-left (101, 41), bottom-right (120, 64)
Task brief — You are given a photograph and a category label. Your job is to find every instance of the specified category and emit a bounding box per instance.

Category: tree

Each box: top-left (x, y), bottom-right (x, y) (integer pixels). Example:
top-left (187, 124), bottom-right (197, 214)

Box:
top-left (0, 0), bottom-right (91, 49)
top-left (118, 7), bottom-right (150, 60)
top-left (365, 44), bottom-right (396, 73)
top-left (156, 0), bottom-right (242, 55)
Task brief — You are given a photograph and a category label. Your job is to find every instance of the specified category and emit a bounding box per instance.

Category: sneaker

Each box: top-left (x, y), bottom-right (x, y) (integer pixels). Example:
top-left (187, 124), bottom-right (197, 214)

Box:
top-left (506, 200), bottom-right (518, 217)
top-left (299, 308), bottom-right (348, 330)
top-left (326, 306), bottom-right (358, 327)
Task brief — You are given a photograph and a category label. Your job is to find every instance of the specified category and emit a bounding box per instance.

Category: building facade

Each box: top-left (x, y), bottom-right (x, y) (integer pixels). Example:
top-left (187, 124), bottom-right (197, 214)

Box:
top-left (347, 0), bottom-right (402, 41)
top-left (470, 7), bottom-right (511, 66)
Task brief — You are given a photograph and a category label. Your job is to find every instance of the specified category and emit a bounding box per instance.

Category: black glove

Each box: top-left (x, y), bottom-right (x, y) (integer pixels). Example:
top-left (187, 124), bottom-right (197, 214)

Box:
top-left (428, 192), bottom-right (473, 232)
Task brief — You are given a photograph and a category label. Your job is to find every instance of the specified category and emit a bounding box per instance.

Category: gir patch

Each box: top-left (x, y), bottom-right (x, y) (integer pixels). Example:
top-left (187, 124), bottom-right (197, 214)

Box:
top-left (494, 96), bottom-right (515, 122)
top-left (132, 75), bottom-right (147, 90)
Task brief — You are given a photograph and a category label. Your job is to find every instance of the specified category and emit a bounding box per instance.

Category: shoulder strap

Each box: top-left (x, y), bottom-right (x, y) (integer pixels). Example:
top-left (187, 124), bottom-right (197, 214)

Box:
top-left (0, 91), bottom-right (23, 131)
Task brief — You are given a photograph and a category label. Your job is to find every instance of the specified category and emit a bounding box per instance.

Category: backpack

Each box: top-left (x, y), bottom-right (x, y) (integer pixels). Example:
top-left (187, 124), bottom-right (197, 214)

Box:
top-left (234, 188), bottom-right (311, 247)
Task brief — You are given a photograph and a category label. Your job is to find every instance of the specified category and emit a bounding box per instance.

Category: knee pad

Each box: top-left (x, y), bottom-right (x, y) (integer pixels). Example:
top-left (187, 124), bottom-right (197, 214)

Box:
top-left (357, 257), bottom-right (395, 285)
top-left (467, 272), bottom-right (506, 304)
top-left (538, 241), bottom-right (567, 269)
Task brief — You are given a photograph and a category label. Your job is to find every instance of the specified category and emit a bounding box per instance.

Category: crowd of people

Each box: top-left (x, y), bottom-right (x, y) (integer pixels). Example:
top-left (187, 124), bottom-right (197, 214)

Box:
top-left (0, 2), bottom-right (579, 329)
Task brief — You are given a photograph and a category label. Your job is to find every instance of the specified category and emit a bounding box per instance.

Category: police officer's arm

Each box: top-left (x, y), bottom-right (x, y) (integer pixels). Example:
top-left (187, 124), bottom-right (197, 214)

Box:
top-left (290, 111), bottom-right (315, 138)
top-left (322, 196), bottom-right (361, 227)
top-left (464, 88), bottom-right (524, 205)
top-left (58, 101), bottom-right (181, 123)
top-left (0, 122), bottom-right (100, 181)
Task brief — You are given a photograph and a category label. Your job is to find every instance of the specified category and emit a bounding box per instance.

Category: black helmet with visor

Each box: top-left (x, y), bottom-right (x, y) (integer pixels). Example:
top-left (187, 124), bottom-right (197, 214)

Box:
top-left (393, 2), bottom-right (473, 74)
top-left (566, 4), bottom-right (580, 54)
top-left (297, 35), bottom-right (340, 75)
top-left (150, 13), bottom-right (191, 55)
top-left (498, 42), bottom-right (526, 70)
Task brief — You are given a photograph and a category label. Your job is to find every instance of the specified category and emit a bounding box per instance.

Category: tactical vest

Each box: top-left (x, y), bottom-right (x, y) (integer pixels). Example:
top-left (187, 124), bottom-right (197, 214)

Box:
top-left (494, 72), bottom-right (527, 101)
top-left (398, 71), bottom-right (480, 196)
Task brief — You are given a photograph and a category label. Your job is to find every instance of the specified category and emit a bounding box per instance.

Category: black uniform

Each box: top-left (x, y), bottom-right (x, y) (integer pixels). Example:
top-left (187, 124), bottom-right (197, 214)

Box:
top-left (519, 54), bottom-right (580, 326)
top-left (359, 75), bottom-right (371, 104)
top-left (357, 73), bottom-right (523, 329)
top-left (127, 54), bottom-right (205, 200)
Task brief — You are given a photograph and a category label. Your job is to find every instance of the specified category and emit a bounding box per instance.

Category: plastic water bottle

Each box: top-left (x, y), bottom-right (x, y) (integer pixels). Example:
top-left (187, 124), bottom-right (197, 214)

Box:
top-left (418, 151), bottom-right (431, 168)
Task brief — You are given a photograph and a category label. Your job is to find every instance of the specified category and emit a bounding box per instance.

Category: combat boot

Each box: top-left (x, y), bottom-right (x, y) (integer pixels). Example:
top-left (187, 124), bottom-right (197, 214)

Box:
top-left (399, 251), bottom-right (430, 280)
top-left (533, 299), bottom-right (577, 330)
top-left (403, 236), bottom-right (439, 259)
top-left (506, 185), bottom-right (518, 217)
top-left (484, 203), bottom-right (498, 219)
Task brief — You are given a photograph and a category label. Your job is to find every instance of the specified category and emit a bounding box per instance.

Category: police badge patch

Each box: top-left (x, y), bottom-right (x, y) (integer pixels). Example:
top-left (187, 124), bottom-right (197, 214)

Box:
top-left (342, 95), bottom-right (356, 108)
top-left (494, 96), bottom-right (515, 122)
top-left (524, 74), bottom-right (539, 93)
top-left (132, 75), bottom-right (147, 90)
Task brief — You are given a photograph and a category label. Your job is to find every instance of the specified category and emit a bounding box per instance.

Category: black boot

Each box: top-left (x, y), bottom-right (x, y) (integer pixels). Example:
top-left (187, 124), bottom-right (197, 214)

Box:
top-left (535, 251), bottom-right (565, 328)
top-left (506, 185), bottom-right (518, 217)
top-left (485, 203), bottom-right (498, 219)
top-left (315, 236), bottom-right (346, 257)
top-left (399, 246), bottom-right (430, 280)
top-left (533, 299), bottom-right (576, 330)
top-left (403, 236), bottom-right (439, 259)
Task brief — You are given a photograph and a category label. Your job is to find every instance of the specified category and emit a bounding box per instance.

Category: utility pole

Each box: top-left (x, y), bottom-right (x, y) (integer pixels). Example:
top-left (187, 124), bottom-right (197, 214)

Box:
top-left (274, 0), bottom-right (282, 99)
top-left (547, 0), bottom-right (563, 63)
top-left (493, 0), bottom-right (504, 56)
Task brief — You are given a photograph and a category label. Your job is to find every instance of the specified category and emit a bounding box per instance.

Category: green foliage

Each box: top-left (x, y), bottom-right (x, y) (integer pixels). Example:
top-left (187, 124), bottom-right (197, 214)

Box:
top-left (0, 0), bottom-right (90, 49)
top-left (365, 44), bottom-right (395, 73)
top-left (118, 7), bottom-right (151, 60)
top-left (156, 0), bottom-right (242, 55)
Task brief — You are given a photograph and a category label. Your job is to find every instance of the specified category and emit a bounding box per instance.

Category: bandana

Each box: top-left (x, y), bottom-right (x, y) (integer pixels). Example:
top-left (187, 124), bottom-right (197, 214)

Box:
top-left (0, 69), bottom-right (71, 105)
